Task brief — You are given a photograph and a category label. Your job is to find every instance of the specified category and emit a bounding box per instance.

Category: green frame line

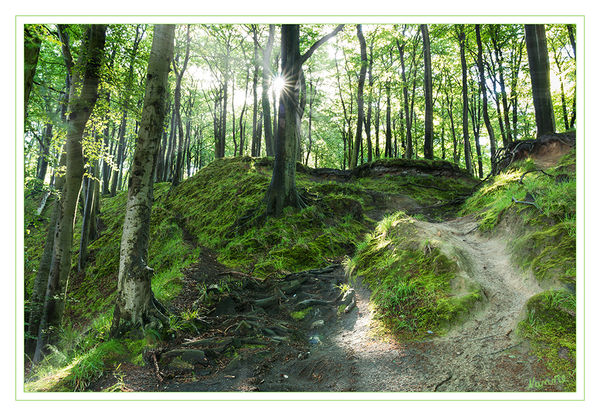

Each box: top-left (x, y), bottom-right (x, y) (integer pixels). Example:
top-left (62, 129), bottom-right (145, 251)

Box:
top-left (14, 14), bottom-right (585, 402)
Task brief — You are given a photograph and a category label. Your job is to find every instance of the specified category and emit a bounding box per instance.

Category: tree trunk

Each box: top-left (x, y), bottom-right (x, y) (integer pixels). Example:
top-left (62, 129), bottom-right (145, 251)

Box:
top-left (26, 149), bottom-right (66, 357)
top-left (398, 40), bottom-right (413, 159)
top-left (24, 25), bottom-right (42, 117)
top-left (421, 24), bottom-right (434, 159)
top-left (525, 24), bottom-right (555, 137)
top-left (351, 24), bottom-right (367, 168)
top-left (476, 25), bottom-right (497, 173)
top-left (459, 26), bottom-right (473, 174)
top-left (263, 25), bottom-right (276, 157)
top-left (265, 24), bottom-right (343, 216)
top-left (172, 25), bottom-right (191, 187)
top-left (110, 24), bottom-right (175, 337)
top-left (34, 25), bottom-right (106, 362)
top-left (385, 82), bottom-right (392, 158)
top-left (365, 38), bottom-right (374, 163)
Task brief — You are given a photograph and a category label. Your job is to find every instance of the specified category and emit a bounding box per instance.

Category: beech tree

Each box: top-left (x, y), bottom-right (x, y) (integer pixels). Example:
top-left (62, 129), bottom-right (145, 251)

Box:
top-left (421, 24), bottom-right (434, 159)
top-left (34, 24), bottom-right (107, 362)
top-left (525, 24), bottom-right (555, 137)
top-left (111, 24), bottom-right (175, 336)
top-left (265, 24), bottom-right (343, 216)
top-left (350, 24), bottom-right (367, 169)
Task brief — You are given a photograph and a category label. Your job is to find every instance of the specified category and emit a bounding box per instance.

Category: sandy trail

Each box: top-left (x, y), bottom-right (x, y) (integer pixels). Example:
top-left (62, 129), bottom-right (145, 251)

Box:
top-left (258, 216), bottom-right (546, 392)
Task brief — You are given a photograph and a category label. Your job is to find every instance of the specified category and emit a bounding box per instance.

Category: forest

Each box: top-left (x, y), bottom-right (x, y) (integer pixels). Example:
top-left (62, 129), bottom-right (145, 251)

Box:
top-left (23, 22), bottom-right (577, 393)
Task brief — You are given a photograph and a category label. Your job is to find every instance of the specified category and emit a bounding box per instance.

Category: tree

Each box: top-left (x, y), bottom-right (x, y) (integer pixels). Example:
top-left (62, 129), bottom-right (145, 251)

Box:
top-left (458, 25), bottom-right (473, 174)
top-left (262, 25), bottom-right (276, 157)
top-left (34, 24), bottom-right (107, 362)
top-left (421, 24), bottom-right (434, 159)
top-left (475, 24), bottom-right (497, 173)
top-left (265, 24), bottom-right (343, 216)
top-left (111, 24), bottom-right (175, 336)
top-left (172, 25), bottom-right (191, 187)
top-left (525, 24), bottom-right (555, 137)
top-left (350, 24), bottom-right (367, 169)
top-left (24, 25), bottom-right (42, 117)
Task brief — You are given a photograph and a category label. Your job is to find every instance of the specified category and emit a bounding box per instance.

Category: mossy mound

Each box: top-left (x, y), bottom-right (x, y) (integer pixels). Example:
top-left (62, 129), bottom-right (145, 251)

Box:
top-left (518, 290), bottom-right (576, 391)
top-left (461, 150), bottom-right (576, 288)
top-left (347, 212), bottom-right (482, 339)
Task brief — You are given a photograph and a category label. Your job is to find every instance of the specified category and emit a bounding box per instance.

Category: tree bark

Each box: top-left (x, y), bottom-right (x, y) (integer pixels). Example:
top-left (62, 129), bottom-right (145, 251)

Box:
top-left (111, 24), bottom-right (175, 337)
top-left (421, 24), bottom-right (434, 159)
top-left (459, 26), bottom-right (473, 174)
top-left (350, 24), bottom-right (367, 168)
top-left (24, 25), bottom-right (42, 117)
top-left (525, 24), bottom-right (555, 137)
top-left (476, 25), bottom-right (497, 174)
top-left (34, 25), bottom-right (106, 362)
top-left (172, 25), bottom-right (191, 187)
top-left (263, 25), bottom-right (276, 157)
top-left (266, 24), bottom-right (343, 216)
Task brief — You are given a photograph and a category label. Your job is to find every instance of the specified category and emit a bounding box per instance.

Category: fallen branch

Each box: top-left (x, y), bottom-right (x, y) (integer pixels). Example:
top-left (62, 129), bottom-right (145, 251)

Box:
top-left (151, 352), bottom-right (163, 383)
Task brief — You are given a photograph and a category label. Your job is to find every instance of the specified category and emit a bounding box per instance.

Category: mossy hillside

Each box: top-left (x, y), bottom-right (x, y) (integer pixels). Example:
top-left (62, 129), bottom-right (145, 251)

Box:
top-left (167, 157), bottom-right (370, 277)
top-left (67, 182), bottom-right (198, 324)
top-left (461, 151), bottom-right (576, 287)
top-left (518, 290), bottom-right (576, 391)
top-left (347, 212), bottom-right (482, 338)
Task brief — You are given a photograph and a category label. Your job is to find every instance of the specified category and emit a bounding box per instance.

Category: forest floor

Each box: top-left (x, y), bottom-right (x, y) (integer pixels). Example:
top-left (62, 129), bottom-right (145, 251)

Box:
top-left (90, 199), bottom-right (550, 393)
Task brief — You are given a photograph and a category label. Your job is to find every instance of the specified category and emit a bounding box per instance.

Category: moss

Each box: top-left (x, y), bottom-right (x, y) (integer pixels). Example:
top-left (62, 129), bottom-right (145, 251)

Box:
top-left (518, 290), bottom-right (576, 391)
top-left (291, 307), bottom-right (313, 320)
top-left (349, 212), bottom-right (481, 339)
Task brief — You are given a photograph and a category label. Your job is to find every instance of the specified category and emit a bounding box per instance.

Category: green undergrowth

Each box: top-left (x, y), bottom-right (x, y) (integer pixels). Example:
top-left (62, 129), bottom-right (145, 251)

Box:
top-left (518, 290), bottom-right (576, 391)
top-left (461, 150), bottom-right (576, 287)
top-left (461, 149), bottom-right (577, 388)
top-left (347, 212), bottom-right (481, 339)
top-left (25, 310), bottom-right (154, 392)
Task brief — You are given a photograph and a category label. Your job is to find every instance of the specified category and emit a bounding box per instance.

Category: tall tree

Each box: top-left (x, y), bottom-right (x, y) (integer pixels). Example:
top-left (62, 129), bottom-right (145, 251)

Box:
top-left (421, 24), bottom-right (434, 159)
top-left (24, 25), bottom-right (42, 118)
top-left (171, 25), bottom-right (191, 187)
top-left (262, 25), bottom-right (276, 157)
top-left (111, 24), bottom-right (175, 336)
top-left (458, 25), bottom-right (473, 174)
top-left (475, 24), bottom-right (497, 173)
top-left (350, 24), bottom-right (367, 169)
top-left (265, 24), bottom-right (343, 216)
top-left (525, 24), bottom-right (555, 137)
top-left (34, 24), bottom-right (107, 362)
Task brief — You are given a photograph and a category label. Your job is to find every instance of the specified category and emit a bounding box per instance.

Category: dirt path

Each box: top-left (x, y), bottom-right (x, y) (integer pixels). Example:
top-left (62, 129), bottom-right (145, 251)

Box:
top-left (108, 215), bottom-right (548, 393)
top-left (252, 216), bottom-right (546, 392)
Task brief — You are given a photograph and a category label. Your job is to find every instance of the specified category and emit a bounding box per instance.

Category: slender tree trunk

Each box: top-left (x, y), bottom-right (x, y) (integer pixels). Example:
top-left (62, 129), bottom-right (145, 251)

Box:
top-left (525, 24), bottom-right (555, 137)
top-left (34, 25), bottom-right (106, 362)
top-left (492, 30), bottom-right (513, 143)
top-left (172, 25), bottom-right (191, 186)
top-left (384, 82), bottom-right (392, 158)
top-left (110, 24), bottom-right (175, 337)
top-left (476, 25), bottom-right (497, 173)
top-left (421, 24), bottom-right (434, 159)
top-left (26, 149), bottom-right (66, 357)
top-left (351, 24), bottom-right (367, 168)
top-left (365, 39), bottom-right (374, 163)
top-left (251, 26), bottom-right (260, 157)
top-left (263, 25), bottom-right (276, 157)
top-left (459, 26), bottom-right (473, 174)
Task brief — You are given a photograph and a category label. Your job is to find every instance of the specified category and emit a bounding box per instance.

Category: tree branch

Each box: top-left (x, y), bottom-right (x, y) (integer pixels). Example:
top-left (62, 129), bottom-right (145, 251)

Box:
top-left (299, 25), bottom-right (345, 67)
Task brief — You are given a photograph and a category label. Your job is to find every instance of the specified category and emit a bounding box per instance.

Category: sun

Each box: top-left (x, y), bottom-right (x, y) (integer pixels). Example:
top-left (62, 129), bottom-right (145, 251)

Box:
top-left (272, 75), bottom-right (286, 95)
